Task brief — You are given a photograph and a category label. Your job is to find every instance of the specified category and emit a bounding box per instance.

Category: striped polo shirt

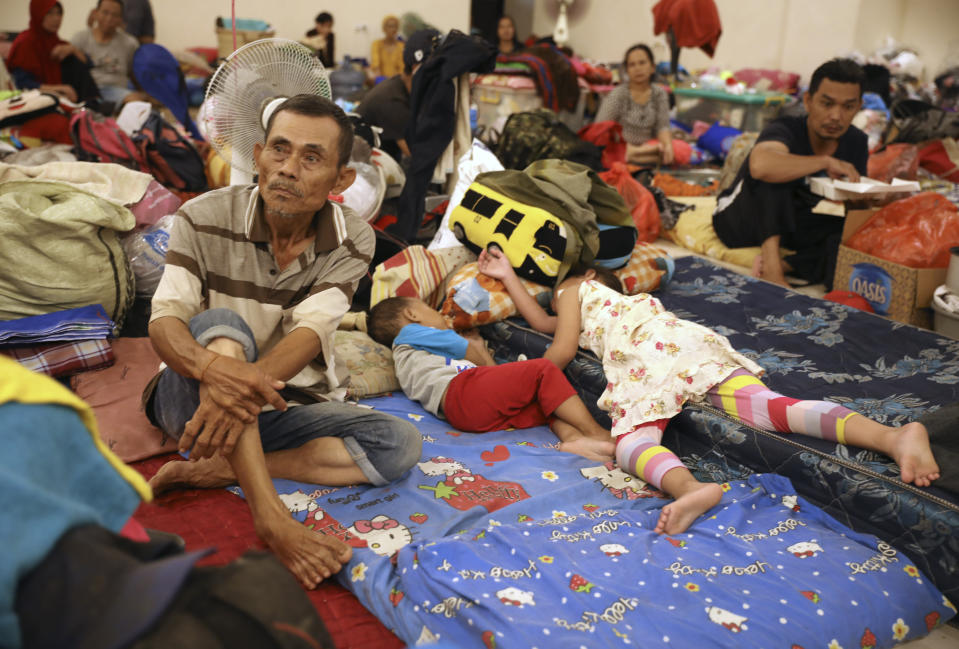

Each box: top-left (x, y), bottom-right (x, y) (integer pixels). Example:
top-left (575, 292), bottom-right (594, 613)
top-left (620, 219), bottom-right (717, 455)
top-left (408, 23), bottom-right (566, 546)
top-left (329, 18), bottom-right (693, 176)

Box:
top-left (150, 184), bottom-right (374, 402)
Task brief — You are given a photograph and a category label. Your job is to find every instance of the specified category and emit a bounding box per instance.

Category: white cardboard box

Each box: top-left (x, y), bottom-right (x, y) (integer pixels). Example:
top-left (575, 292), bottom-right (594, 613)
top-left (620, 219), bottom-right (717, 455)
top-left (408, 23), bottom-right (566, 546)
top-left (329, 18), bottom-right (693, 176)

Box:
top-left (809, 176), bottom-right (920, 201)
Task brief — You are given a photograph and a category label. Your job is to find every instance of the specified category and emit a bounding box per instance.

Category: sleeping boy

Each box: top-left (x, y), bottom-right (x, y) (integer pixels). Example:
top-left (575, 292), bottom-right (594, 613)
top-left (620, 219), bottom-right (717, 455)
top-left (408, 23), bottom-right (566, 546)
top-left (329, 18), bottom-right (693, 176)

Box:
top-left (367, 297), bottom-right (615, 462)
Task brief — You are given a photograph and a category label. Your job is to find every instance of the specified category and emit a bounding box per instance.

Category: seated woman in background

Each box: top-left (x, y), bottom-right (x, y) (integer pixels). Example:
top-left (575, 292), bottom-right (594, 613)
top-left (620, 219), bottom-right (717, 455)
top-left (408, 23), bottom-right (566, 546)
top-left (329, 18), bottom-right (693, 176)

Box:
top-left (7, 0), bottom-right (99, 104)
top-left (369, 15), bottom-right (403, 82)
top-left (495, 15), bottom-right (522, 54)
top-left (594, 43), bottom-right (679, 166)
top-left (304, 11), bottom-right (335, 68)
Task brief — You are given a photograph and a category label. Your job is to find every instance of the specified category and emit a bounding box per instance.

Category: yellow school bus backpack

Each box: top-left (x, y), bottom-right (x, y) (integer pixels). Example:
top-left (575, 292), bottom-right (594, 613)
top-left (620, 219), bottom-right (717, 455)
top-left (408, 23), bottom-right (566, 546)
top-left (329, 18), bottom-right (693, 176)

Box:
top-left (449, 182), bottom-right (574, 286)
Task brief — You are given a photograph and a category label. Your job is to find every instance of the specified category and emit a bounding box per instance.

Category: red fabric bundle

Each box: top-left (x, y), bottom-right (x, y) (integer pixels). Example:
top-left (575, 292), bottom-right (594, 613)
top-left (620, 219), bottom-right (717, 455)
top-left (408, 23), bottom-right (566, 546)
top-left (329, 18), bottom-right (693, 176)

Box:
top-left (652, 0), bottom-right (722, 57)
top-left (918, 138), bottom-right (959, 182)
top-left (579, 120), bottom-right (626, 169)
top-left (846, 192), bottom-right (959, 268)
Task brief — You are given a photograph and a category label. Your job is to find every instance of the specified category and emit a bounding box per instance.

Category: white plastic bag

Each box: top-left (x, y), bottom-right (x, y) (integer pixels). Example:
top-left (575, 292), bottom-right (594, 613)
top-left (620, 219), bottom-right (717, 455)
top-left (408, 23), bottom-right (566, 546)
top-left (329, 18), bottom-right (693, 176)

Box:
top-left (428, 138), bottom-right (504, 251)
top-left (122, 213), bottom-right (174, 297)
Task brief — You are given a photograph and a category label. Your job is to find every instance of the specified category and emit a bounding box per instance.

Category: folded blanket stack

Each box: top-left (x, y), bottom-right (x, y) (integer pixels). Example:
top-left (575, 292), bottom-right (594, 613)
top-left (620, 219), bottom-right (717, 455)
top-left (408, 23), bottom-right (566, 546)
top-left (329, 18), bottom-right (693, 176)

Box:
top-left (0, 305), bottom-right (116, 377)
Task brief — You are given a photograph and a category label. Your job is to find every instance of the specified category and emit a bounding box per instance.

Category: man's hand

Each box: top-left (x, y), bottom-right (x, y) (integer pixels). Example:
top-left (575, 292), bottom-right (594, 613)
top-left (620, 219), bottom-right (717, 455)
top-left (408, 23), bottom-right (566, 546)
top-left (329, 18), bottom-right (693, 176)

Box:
top-left (179, 395), bottom-right (246, 459)
top-left (823, 157), bottom-right (860, 182)
top-left (477, 246), bottom-right (515, 281)
top-left (202, 354), bottom-right (288, 421)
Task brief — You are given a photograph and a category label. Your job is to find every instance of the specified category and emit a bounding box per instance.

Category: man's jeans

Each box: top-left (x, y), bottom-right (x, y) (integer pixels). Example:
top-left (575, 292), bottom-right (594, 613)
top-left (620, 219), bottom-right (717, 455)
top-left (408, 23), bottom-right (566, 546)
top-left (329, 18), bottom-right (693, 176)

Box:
top-left (149, 309), bottom-right (421, 485)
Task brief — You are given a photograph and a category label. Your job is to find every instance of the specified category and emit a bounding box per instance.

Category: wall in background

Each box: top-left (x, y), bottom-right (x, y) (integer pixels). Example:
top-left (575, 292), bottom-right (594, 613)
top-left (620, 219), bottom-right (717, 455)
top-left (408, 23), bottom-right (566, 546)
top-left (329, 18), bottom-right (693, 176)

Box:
top-left (0, 0), bottom-right (470, 67)
top-left (1, 0), bottom-right (956, 84)
top-left (526, 0), bottom-right (959, 83)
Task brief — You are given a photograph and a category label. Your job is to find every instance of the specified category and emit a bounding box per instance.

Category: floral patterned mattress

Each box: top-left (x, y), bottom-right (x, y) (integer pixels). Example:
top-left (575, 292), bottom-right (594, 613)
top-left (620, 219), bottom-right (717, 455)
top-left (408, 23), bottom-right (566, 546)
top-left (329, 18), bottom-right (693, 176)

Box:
top-left (242, 394), bottom-right (953, 649)
top-left (481, 255), bottom-right (959, 605)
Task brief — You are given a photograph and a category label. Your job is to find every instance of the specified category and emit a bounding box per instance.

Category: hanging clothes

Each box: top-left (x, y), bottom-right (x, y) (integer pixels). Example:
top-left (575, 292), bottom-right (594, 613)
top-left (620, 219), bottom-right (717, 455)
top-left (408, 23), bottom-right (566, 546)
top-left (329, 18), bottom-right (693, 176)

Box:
top-left (393, 30), bottom-right (497, 242)
top-left (652, 0), bottom-right (722, 58)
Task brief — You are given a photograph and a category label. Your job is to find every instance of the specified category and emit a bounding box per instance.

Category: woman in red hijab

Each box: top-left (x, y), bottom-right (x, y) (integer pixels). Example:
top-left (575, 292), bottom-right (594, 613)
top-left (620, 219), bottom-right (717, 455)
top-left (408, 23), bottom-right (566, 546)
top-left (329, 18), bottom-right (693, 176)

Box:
top-left (7, 0), bottom-right (98, 103)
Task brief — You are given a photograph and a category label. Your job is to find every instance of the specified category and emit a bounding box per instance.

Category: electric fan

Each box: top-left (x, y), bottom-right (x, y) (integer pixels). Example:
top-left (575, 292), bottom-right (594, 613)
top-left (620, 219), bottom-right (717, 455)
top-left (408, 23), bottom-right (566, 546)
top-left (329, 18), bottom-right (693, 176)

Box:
top-left (202, 38), bottom-right (332, 184)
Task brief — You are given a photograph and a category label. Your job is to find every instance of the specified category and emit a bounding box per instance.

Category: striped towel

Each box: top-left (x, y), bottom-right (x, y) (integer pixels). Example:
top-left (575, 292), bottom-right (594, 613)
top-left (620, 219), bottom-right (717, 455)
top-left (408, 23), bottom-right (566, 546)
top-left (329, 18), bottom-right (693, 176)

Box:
top-left (371, 245), bottom-right (474, 310)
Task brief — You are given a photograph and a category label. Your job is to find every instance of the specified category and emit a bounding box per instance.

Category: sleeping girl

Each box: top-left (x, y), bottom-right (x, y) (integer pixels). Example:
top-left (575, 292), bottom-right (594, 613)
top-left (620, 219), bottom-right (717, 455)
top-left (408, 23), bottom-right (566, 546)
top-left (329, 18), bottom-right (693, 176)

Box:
top-left (477, 246), bottom-right (939, 535)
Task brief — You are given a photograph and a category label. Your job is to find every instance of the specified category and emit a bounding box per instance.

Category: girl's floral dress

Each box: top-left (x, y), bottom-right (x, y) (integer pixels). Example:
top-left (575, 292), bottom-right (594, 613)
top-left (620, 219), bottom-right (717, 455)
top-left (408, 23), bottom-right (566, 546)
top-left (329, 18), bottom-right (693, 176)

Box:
top-left (577, 280), bottom-right (763, 437)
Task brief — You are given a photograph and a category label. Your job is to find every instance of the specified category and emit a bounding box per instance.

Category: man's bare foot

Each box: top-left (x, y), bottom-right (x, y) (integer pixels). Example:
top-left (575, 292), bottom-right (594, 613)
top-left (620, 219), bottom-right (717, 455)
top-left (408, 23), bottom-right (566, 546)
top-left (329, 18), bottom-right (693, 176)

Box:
top-left (559, 437), bottom-right (616, 462)
top-left (890, 422), bottom-right (939, 487)
top-left (654, 482), bottom-right (723, 535)
top-left (750, 254), bottom-right (763, 279)
top-left (148, 455), bottom-right (235, 495)
top-left (260, 515), bottom-right (352, 589)
top-left (758, 265), bottom-right (790, 289)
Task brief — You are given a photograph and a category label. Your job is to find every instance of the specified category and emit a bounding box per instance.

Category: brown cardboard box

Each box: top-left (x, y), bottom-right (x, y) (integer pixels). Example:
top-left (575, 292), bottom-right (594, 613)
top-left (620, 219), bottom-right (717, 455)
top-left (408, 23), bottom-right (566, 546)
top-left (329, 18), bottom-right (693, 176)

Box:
top-left (832, 209), bottom-right (945, 329)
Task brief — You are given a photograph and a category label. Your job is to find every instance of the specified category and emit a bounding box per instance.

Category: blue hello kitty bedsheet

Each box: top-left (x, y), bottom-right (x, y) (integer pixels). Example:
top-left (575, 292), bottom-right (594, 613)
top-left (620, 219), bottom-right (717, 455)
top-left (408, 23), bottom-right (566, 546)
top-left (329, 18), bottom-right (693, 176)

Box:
top-left (233, 394), bottom-right (955, 649)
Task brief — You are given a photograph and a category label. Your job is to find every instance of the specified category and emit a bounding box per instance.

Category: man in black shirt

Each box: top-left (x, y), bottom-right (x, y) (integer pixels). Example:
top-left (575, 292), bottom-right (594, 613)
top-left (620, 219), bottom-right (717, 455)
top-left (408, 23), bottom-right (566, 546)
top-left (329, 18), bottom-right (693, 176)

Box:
top-left (712, 58), bottom-right (867, 289)
top-left (355, 29), bottom-right (439, 161)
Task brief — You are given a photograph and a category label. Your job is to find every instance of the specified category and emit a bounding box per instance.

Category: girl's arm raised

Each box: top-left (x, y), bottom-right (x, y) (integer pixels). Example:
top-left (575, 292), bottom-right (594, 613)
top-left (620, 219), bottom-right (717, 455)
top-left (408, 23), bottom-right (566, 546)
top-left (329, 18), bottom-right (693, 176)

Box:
top-left (478, 248), bottom-right (558, 333)
top-left (543, 285), bottom-right (581, 371)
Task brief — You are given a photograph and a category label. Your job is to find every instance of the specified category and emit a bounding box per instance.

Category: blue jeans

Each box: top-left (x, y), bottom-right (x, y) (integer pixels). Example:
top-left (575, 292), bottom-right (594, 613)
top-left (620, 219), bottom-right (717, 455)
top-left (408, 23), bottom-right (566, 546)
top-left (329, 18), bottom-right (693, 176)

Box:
top-left (149, 309), bottom-right (421, 485)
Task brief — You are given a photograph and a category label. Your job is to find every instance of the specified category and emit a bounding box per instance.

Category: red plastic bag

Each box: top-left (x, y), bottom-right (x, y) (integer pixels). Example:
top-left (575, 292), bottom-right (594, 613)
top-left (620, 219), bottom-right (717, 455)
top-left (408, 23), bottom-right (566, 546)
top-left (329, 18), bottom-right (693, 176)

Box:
top-left (846, 192), bottom-right (959, 268)
top-left (867, 143), bottom-right (919, 182)
top-left (579, 120), bottom-right (626, 170)
top-left (600, 162), bottom-right (660, 242)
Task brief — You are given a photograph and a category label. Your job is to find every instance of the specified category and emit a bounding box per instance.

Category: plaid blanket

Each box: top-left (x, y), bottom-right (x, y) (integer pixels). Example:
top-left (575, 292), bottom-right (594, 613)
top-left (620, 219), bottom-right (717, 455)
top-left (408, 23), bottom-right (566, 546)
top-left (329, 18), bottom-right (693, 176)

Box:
top-left (0, 339), bottom-right (115, 377)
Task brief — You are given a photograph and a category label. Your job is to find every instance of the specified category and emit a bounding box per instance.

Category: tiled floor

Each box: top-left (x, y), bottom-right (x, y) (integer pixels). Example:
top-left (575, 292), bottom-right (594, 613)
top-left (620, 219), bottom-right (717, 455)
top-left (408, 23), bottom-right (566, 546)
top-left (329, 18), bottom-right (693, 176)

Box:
top-left (653, 237), bottom-right (959, 644)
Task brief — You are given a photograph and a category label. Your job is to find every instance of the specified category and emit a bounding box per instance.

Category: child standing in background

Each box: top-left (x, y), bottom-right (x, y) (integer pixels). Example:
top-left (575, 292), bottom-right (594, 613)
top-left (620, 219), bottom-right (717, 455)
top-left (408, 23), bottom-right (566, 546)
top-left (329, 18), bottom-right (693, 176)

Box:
top-left (368, 296), bottom-right (616, 462)
top-left (478, 247), bottom-right (939, 535)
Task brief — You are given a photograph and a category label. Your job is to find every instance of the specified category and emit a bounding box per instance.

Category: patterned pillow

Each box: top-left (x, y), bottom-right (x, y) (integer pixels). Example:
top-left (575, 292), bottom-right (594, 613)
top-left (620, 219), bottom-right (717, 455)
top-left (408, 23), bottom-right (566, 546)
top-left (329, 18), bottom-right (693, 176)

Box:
top-left (440, 262), bottom-right (550, 330)
top-left (614, 239), bottom-right (673, 295)
top-left (370, 244), bottom-right (475, 309)
top-left (440, 241), bottom-right (674, 329)
top-left (335, 330), bottom-right (399, 399)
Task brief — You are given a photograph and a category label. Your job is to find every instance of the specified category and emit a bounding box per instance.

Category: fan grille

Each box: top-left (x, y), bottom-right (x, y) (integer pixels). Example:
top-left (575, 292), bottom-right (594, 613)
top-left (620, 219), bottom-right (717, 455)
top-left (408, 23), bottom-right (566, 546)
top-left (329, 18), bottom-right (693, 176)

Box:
top-left (203, 38), bottom-right (332, 174)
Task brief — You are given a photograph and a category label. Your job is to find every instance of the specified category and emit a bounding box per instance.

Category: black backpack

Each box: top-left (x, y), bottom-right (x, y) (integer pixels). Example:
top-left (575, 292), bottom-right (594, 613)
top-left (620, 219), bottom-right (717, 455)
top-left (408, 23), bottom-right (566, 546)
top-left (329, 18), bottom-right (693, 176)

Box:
top-left (134, 112), bottom-right (209, 192)
top-left (494, 109), bottom-right (602, 171)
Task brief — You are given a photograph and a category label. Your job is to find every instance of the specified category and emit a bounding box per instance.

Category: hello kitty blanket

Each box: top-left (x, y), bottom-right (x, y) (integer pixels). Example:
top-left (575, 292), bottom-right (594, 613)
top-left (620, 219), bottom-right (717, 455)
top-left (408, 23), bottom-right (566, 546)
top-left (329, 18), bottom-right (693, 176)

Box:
top-left (236, 394), bottom-right (955, 649)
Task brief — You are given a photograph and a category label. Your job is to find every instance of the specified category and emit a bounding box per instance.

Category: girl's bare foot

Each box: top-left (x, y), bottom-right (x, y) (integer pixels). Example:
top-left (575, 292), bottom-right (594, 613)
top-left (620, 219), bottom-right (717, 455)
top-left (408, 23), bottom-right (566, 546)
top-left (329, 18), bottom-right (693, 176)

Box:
top-left (558, 437), bottom-right (616, 462)
top-left (654, 482), bottom-right (723, 535)
top-left (890, 422), bottom-right (939, 487)
top-left (750, 254), bottom-right (763, 279)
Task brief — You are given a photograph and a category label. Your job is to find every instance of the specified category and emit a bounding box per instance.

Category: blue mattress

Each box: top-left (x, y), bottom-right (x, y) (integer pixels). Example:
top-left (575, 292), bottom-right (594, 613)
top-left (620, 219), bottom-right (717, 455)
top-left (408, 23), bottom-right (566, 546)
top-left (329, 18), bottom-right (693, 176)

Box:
top-left (481, 256), bottom-right (959, 605)
top-left (237, 394), bottom-right (953, 648)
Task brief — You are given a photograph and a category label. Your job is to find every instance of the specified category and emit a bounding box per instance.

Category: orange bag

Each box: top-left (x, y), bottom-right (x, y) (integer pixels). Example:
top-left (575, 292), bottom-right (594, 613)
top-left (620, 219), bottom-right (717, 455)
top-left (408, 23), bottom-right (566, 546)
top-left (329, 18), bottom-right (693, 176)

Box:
top-left (600, 162), bottom-right (660, 242)
top-left (846, 192), bottom-right (959, 268)
top-left (867, 143), bottom-right (919, 183)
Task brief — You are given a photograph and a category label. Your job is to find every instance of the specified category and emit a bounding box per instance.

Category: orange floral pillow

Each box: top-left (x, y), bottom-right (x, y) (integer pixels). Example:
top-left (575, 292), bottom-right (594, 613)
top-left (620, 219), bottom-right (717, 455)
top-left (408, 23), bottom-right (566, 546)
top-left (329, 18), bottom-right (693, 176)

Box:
top-left (614, 240), bottom-right (673, 295)
top-left (440, 262), bottom-right (549, 330)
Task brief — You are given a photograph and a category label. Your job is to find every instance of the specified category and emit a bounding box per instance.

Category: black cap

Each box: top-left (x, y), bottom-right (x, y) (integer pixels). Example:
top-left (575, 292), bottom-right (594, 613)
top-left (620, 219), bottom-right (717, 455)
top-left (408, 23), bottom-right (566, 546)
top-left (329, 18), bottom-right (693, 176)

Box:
top-left (404, 28), bottom-right (440, 71)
